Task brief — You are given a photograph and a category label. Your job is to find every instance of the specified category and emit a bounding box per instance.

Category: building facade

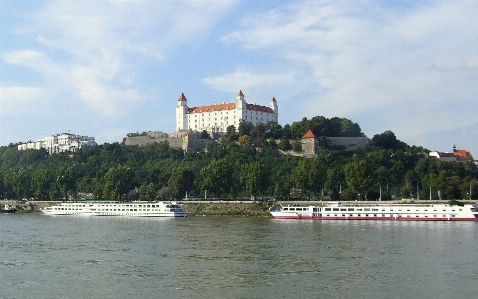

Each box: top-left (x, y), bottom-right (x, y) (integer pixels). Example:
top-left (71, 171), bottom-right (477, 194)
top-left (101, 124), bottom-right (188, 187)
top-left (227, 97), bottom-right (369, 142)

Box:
top-left (18, 133), bottom-right (97, 154)
top-left (176, 90), bottom-right (278, 133)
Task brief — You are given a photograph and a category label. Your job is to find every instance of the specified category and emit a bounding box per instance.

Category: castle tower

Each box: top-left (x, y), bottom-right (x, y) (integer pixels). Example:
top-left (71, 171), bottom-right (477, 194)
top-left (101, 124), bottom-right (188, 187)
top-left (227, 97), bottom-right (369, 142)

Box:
top-left (176, 93), bottom-right (189, 131)
top-left (236, 90), bottom-right (245, 110)
top-left (270, 97), bottom-right (278, 117)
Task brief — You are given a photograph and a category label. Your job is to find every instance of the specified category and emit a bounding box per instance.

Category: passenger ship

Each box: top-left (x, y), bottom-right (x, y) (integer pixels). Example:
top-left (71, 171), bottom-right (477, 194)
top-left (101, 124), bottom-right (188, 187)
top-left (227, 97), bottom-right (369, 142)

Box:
top-left (41, 201), bottom-right (188, 217)
top-left (269, 202), bottom-right (478, 221)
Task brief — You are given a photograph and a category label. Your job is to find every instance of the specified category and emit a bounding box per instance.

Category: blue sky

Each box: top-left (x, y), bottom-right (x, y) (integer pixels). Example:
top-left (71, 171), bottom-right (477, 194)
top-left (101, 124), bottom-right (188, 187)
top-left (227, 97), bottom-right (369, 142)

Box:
top-left (1, 0), bottom-right (478, 156)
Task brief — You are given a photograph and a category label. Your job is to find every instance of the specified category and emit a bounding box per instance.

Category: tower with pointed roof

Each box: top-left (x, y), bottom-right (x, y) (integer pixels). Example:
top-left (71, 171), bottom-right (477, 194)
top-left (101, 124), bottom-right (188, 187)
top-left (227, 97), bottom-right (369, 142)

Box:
top-left (270, 97), bottom-right (278, 115)
top-left (236, 90), bottom-right (245, 110)
top-left (176, 93), bottom-right (189, 131)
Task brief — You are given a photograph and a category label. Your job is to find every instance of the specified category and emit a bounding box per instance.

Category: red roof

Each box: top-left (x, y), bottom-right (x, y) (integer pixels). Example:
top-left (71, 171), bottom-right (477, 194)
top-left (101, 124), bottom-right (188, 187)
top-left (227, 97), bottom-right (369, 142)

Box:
top-left (271, 97), bottom-right (276, 102)
top-left (454, 150), bottom-right (472, 159)
top-left (302, 130), bottom-right (316, 139)
top-left (188, 103), bottom-right (236, 113)
top-left (178, 93), bottom-right (187, 101)
top-left (238, 90), bottom-right (244, 96)
top-left (188, 102), bottom-right (274, 114)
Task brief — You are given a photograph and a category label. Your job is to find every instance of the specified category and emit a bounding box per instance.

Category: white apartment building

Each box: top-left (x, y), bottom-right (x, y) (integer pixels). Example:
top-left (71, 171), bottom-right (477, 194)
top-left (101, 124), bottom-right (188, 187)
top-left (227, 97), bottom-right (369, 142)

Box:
top-left (17, 133), bottom-right (97, 154)
top-left (176, 90), bottom-right (278, 134)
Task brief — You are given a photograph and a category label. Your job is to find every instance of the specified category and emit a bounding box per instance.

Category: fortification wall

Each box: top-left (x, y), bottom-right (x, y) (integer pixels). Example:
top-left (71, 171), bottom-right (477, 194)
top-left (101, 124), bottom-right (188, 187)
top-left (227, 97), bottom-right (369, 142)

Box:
top-left (124, 136), bottom-right (183, 148)
top-left (327, 137), bottom-right (371, 151)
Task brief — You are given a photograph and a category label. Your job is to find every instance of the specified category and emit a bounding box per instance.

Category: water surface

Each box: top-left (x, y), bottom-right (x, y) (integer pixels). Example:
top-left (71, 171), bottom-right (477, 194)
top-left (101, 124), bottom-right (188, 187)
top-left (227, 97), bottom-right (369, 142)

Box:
top-left (1, 214), bottom-right (477, 299)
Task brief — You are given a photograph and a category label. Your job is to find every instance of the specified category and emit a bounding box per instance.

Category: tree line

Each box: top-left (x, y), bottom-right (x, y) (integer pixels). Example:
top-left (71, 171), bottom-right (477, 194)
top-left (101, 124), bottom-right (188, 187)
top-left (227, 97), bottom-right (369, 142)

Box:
top-left (1, 116), bottom-right (477, 201)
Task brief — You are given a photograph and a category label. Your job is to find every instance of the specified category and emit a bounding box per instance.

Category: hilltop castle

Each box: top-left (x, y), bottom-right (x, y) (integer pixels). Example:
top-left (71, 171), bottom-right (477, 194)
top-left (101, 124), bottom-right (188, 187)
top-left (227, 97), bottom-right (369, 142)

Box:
top-left (176, 90), bottom-right (278, 134)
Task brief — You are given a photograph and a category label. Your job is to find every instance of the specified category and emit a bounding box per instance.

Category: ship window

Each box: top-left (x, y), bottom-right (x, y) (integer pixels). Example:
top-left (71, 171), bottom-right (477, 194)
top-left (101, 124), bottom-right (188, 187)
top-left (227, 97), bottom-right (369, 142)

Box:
top-left (364, 208), bottom-right (370, 211)
top-left (348, 208), bottom-right (354, 211)
top-left (324, 208), bottom-right (331, 211)
top-left (340, 208), bottom-right (346, 211)
top-left (333, 208), bottom-right (339, 211)
top-left (357, 214), bottom-right (361, 216)
top-left (356, 208), bottom-right (362, 211)
top-left (342, 214), bottom-right (346, 217)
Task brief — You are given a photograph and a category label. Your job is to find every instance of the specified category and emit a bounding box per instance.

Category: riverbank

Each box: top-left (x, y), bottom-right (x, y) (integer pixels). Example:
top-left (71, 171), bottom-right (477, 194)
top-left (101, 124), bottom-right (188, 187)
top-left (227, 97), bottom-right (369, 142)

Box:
top-left (2, 200), bottom-right (476, 216)
top-left (0, 200), bottom-right (275, 216)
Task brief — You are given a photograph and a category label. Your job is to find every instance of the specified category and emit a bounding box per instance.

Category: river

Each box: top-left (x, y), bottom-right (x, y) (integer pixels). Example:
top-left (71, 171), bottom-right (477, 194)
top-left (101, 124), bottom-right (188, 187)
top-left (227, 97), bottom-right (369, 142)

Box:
top-left (1, 213), bottom-right (477, 299)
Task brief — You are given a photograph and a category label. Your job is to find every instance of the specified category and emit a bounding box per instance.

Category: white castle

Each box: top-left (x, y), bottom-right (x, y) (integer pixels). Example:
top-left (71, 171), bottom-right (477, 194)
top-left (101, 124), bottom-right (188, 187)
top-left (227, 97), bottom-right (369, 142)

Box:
top-left (176, 90), bottom-right (278, 134)
top-left (17, 132), bottom-right (97, 154)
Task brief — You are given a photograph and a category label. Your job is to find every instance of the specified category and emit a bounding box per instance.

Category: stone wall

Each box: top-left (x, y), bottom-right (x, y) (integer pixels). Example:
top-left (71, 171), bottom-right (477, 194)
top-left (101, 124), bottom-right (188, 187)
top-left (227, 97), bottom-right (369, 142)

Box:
top-left (301, 138), bottom-right (318, 155)
top-left (327, 137), bottom-right (371, 152)
top-left (123, 131), bottom-right (215, 152)
top-left (124, 135), bottom-right (184, 148)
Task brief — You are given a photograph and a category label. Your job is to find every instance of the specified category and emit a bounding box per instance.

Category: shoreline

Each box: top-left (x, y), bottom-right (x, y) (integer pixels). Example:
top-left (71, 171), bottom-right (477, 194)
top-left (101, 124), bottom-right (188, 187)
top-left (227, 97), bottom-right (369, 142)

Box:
top-left (2, 199), bottom-right (476, 217)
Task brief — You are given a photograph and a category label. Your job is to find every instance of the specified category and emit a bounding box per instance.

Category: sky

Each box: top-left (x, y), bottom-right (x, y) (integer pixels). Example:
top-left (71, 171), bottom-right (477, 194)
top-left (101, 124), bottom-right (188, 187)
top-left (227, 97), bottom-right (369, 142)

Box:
top-left (1, 0), bottom-right (478, 156)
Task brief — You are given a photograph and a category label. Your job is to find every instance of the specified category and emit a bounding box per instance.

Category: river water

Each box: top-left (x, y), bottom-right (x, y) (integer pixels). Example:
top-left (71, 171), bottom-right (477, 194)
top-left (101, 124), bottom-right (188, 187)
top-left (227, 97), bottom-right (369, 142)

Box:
top-left (1, 213), bottom-right (477, 299)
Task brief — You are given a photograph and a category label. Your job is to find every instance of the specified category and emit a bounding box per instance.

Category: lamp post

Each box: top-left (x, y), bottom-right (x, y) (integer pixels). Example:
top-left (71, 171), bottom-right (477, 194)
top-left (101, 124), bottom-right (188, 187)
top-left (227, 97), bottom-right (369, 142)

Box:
top-left (429, 181), bottom-right (432, 201)
top-left (470, 180), bottom-right (473, 200)
top-left (337, 181), bottom-right (342, 200)
top-left (378, 183), bottom-right (382, 201)
top-left (417, 182), bottom-right (419, 201)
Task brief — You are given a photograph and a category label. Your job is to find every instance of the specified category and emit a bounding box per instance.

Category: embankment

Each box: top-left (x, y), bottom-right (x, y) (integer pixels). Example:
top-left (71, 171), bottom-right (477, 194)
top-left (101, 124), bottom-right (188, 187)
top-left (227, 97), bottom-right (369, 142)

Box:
top-left (1, 200), bottom-right (274, 217)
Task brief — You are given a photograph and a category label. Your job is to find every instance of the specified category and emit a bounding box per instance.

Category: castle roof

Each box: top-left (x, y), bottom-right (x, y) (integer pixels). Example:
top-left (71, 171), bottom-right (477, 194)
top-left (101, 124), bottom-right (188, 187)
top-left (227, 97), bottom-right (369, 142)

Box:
top-left (271, 97), bottom-right (277, 102)
top-left (302, 130), bottom-right (316, 139)
top-left (188, 103), bottom-right (236, 113)
top-left (188, 102), bottom-right (274, 114)
top-left (238, 90), bottom-right (244, 96)
top-left (178, 93), bottom-right (187, 101)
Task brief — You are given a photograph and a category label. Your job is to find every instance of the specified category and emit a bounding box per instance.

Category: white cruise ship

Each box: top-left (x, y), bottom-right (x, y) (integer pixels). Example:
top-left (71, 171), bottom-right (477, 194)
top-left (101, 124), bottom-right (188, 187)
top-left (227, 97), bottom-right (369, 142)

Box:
top-left (270, 202), bottom-right (478, 221)
top-left (41, 201), bottom-right (188, 217)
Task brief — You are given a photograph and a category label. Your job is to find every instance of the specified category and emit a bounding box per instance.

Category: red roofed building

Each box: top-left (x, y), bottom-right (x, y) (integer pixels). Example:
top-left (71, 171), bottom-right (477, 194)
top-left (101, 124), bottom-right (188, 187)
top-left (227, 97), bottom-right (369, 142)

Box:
top-left (176, 90), bottom-right (278, 133)
top-left (301, 130), bottom-right (318, 155)
top-left (453, 149), bottom-right (473, 161)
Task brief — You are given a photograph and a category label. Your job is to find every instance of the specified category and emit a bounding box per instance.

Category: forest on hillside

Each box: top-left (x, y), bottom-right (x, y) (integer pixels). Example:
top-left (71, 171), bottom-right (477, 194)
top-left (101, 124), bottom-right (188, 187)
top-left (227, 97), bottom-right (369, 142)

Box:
top-left (1, 116), bottom-right (477, 201)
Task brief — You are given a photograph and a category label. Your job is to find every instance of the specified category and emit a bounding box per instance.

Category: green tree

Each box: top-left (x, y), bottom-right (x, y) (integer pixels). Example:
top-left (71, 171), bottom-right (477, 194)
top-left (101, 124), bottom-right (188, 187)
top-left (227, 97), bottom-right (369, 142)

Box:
top-left (291, 140), bottom-right (302, 152)
top-left (199, 159), bottom-right (234, 197)
top-left (345, 159), bottom-right (375, 200)
top-left (278, 138), bottom-right (291, 151)
top-left (255, 123), bottom-right (266, 140)
top-left (103, 165), bottom-right (134, 200)
top-left (139, 182), bottom-right (157, 201)
top-left (291, 158), bottom-right (325, 199)
top-left (225, 125), bottom-right (237, 140)
top-left (56, 166), bottom-right (76, 200)
top-left (199, 130), bottom-right (210, 139)
top-left (238, 120), bottom-right (254, 137)
top-left (240, 162), bottom-right (268, 198)
top-left (4, 168), bottom-right (31, 199)
top-left (168, 167), bottom-right (195, 199)
top-left (32, 167), bottom-right (54, 200)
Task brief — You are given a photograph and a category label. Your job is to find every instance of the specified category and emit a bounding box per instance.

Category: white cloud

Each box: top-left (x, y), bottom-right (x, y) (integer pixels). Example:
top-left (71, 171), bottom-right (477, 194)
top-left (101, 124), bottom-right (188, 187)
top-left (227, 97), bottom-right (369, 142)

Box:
top-left (3, 0), bottom-right (237, 120)
top-left (0, 85), bottom-right (48, 114)
top-left (214, 0), bottom-right (478, 151)
top-left (203, 69), bottom-right (295, 92)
